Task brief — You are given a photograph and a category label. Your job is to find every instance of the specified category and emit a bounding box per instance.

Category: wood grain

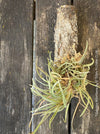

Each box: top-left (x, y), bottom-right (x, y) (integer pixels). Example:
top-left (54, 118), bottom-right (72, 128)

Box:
top-left (0, 0), bottom-right (33, 134)
top-left (54, 5), bottom-right (78, 134)
top-left (71, 0), bottom-right (100, 134)
top-left (54, 5), bottom-right (78, 60)
top-left (34, 0), bottom-right (71, 134)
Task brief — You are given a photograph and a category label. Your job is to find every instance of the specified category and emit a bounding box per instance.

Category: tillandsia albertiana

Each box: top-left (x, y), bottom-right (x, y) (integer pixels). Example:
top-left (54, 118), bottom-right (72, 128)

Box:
top-left (30, 43), bottom-right (100, 134)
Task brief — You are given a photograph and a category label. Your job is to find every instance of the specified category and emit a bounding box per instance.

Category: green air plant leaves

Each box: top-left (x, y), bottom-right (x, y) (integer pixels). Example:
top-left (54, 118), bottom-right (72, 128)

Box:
top-left (30, 43), bottom-right (100, 134)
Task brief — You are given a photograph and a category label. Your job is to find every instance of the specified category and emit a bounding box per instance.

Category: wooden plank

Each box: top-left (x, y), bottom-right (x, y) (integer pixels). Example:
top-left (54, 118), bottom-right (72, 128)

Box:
top-left (33, 0), bottom-right (72, 134)
top-left (0, 0), bottom-right (33, 134)
top-left (71, 0), bottom-right (100, 134)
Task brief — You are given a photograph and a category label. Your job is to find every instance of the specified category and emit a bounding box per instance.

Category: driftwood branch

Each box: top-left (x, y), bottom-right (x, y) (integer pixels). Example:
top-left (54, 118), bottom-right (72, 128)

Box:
top-left (54, 5), bottom-right (78, 60)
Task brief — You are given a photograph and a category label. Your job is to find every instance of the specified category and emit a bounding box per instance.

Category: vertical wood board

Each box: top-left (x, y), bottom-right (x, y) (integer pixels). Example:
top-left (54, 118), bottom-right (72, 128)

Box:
top-left (71, 0), bottom-right (100, 134)
top-left (34, 0), bottom-right (71, 134)
top-left (0, 0), bottom-right (33, 134)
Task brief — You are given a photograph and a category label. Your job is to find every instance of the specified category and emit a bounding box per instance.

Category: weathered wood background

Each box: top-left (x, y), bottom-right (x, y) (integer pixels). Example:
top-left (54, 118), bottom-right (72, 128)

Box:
top-left (34, 0), bottom-right (71, 134)
top-left (0, 0), bottom-right (100, 134)
top-left (72, 0), bottom-right (100, 134)
top-left (0, 0), bottom-right (33, 134)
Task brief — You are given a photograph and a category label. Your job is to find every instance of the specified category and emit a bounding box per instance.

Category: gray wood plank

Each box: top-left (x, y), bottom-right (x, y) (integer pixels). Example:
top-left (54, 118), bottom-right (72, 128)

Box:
top-left (0, 0), bottom-right (33, 134)
top-left (71, 0), bottom-right (100, 134)
top-left (33, 0), bottom-right (71, 134)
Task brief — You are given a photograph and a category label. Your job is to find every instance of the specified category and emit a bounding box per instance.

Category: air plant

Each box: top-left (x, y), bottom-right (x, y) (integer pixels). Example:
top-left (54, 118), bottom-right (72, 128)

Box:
top-left (30, 43), bottom-right (99, 134)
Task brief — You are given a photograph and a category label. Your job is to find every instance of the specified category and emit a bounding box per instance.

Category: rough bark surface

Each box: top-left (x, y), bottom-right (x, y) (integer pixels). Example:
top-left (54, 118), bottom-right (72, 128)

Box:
top-left (54, 5), bottom-right (78, 134)
top-left (54, 5), bottom-right (78, 60)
